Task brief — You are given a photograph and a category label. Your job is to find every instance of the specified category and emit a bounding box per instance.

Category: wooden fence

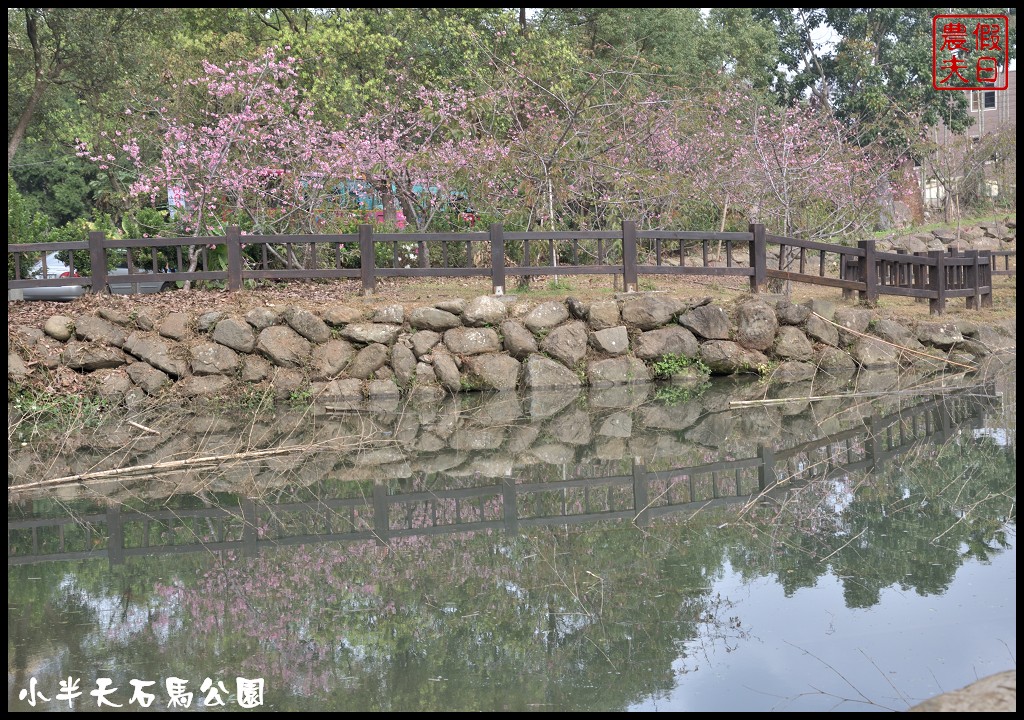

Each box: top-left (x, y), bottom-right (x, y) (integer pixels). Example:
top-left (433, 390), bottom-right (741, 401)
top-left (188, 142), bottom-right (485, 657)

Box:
top-left (8, 223), bottom-right (1013, 314)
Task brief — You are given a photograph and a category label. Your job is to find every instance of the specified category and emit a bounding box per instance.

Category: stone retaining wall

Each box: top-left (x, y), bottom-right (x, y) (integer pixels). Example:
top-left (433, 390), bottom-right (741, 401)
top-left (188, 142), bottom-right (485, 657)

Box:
top-left (7, 292), bottom-right (1017, 403)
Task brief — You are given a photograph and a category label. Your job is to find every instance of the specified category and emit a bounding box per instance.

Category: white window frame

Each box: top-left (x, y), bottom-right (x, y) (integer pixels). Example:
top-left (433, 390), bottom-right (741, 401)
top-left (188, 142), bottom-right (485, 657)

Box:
top-left (969, 90), bottom-right (997, 111)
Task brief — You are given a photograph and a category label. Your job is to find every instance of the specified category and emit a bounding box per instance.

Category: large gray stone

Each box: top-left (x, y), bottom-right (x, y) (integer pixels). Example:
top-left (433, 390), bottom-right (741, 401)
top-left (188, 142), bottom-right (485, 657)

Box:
top-left (74, 315), bottom-right (128, 348)
top-left (410, 307), bottom-right (462, 331)
top-left (634, 326), bottom-right (699, 360)
top-left (916, 322), bottom-right (965, 349)
top-left (340, 323), bottom-right (401, 346)
top-left (255, 326), bottom-right (312, 369)
top-left (679, 304), bottom-right (731, 340)
top-left (126, 362), bottom-right (170, 395)
top-left (524, 301), bottom-right (569, 333)
top-left (435, 298), bottom-right (467, 314)
top-left (43, 315), bottom-right (74, 342)
top-left (311, 339), bottom-right (355, 379)
top-left (190, 341), bottom-right (240, 376)
top-left (464, 353), bottom-right (521, 391)
top-left (620, 294), bottom-right (684, 330)
top-left (97, 307), bottom-right (131, 326)
top-left (871, 318), bottom-right (925, 351)
top-left (196, 311), bottom-right (225, 332)
top-left (699, 340), bottom-right (769, 375)
top-left (123, 332), bottom-right (188, 377)
top-left (211, 316), bottom-right (256, 353)
top-left (410, 330), bottom-right (441, 358)
top-left (462, 295), bottom-right (507, 327)
top-left (814, 346), bottom-right (857, 374)
top-left (774, 326), bottom-right (814, 361)
top-left (587, 300), bottom-right (621, 330)
top-left (851, 337), bottom-right (900, 367)
top-left (805, 313), bottom-right (839, 346)
top-left (244, 307), bottom-right (279, 330)
top-left (283, 306), bottom-right (332, 343)
top-left (321, 305), bottom-right (364, 326)
top-left (540, 321), bottom-right (588, 367)
top-left (734, 300), bottom-right (778, 351)
top-left (8, 352), bottom-right (32, 382)
top-left (500, 320), bottom-right (538, 359)
top-left (347, 343), bottom-right (390, 379)
top-left (775, 300), bottom-right (811, 325)
top-left (241, 355), bottom-right (272, 383)
top-left (432, 350), bottom-right (463, 393)
top-left (586, 357), bottom-right (650, 387)
top-left (444, 327), bottom-right (502, 355)
top-left (522, 354), bottom-right (582, 390)
top-left (370, 304), bottom-right (404, 324)
top-left (589, 326), bottom-right (630, 356)
top-left (909, 670), bottom-right (1015, 713)
top-left (833, 307), bottom-right (872, 346)
top-left (391, 343), bottom-right (417, 387)
top-left (91, 368), bottom-right (133, 399)
top-left (157, 312), bottom-right (191, 341)
top-left (311, 378), bottom-right (363, 399)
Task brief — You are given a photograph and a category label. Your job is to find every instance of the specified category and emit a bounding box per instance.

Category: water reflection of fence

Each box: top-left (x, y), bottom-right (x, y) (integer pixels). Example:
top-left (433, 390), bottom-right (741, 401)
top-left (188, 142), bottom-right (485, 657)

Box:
top-left (8, 389), bottom-right (996, 567)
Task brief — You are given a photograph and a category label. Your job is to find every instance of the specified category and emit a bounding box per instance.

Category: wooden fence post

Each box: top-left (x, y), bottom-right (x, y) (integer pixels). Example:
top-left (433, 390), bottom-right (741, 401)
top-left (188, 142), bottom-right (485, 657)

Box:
top-left (748, 223), bottom-right (766, 293)
top-left (226, 225), bottom-right (243, 291)
top-left (372, 482), bottom-right (390, 547)
top-left (632, 457), bottom-right (649, 526)
top-left (758, 444), bottom-right (777, 490)
top-left (980, 250), bottom-right (993, 308)
top-left (502, 477), bottom-right (518, 534)
top-left (490, 223), bottom-right (505, 296)
top-left (928, 249), bottom-right (946, 315)
top-left (359, 224), bottom-right (375, 295)
top-left (913, 252), bottom-right (927, 303)
top-left (840, 254), bottom-right (854, 300)
top-left (106, 507), bottom-right (124, 567)
top-left (622, 220), bottom-right (638, 292)
top-left (88, 231), bottom-right (108, 294)
top-left (858, 239), bottom-right (878, 304)
top-left (965, 249), bottom-right (979, 310)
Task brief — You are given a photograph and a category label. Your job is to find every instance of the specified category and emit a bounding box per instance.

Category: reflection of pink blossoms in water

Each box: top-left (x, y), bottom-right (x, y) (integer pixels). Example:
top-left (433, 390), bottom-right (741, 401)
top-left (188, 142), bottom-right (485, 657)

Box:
top-left (152, 530), bottom-right (506, 696)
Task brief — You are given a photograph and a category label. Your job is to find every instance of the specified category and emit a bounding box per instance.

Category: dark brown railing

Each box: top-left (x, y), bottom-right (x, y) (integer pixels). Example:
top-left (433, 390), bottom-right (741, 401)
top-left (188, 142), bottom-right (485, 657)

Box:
top-left (8, 223), bottom-right (1013, 315)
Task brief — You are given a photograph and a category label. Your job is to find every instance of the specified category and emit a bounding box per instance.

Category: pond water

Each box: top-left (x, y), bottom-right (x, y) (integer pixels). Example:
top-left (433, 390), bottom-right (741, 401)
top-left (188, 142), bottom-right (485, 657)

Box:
top-left (8, 359), bottom-right (1016, 712)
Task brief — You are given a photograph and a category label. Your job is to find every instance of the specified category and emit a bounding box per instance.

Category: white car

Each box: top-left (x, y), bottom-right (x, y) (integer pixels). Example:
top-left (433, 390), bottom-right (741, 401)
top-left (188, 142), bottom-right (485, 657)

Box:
top-left (19, 252), bottom-right (172, 301)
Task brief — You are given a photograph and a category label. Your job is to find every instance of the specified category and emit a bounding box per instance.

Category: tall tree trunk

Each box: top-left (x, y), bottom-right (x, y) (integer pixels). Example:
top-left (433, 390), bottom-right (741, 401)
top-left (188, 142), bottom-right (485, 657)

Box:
top-left (8, 77), bottom-right (48, 168)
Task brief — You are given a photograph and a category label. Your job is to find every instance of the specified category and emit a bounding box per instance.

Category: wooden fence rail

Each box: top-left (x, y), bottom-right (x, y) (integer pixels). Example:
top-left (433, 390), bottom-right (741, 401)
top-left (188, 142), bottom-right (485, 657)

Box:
top-left (8, 223), bottom-right (1013, 315)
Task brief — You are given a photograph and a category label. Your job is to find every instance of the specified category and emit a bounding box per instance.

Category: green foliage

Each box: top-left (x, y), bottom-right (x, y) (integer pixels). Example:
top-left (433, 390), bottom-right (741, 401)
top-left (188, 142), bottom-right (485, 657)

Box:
top-left (8, 174), bottom-right (52, 278)
top-left (288, 387), bottom-right (313, 406)
top-left (9, 140), bottom-right (97, 226)
top-left (756, 360), bottom-right (779, 380)
top-left (653, 383), bottom-right (709, 404)
top-left (9, 388), bottom-right (111, 440)
top-left (120, 207), bottom-right (174, 240)
top-left (45, 210), bottom-right (124, 274)
top-left (651, 353), bottom-right (709, 380)
top-left (238, 385), bottom-right (275, 411)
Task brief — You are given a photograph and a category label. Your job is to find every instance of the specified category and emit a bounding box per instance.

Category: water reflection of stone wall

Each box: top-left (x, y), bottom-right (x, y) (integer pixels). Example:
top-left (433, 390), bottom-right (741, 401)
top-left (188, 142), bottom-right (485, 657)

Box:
top-left (9, 358), bottom-right (1008, 508)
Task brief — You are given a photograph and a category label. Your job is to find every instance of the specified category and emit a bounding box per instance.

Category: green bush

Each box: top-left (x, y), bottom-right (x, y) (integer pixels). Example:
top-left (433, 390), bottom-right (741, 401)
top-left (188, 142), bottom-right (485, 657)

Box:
top-left (651, 353), bottom-right (710, 380)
